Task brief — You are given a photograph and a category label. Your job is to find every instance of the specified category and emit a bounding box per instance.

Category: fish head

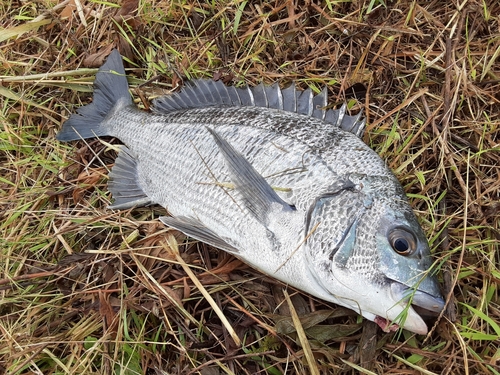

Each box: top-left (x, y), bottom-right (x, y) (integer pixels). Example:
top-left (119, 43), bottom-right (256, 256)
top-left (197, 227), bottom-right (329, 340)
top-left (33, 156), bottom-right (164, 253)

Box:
top-left (371, 199), bottom-right (445, 333)
top-left (376, 201), bottom-right (444, 324)
top-left (305, 177), bottom-right (444, 334)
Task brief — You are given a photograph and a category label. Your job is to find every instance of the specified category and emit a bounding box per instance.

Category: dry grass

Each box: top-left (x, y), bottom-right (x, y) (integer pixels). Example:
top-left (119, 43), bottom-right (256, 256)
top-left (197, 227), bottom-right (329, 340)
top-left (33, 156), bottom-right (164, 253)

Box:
top-left (1, 0), bottom-right (499, 374)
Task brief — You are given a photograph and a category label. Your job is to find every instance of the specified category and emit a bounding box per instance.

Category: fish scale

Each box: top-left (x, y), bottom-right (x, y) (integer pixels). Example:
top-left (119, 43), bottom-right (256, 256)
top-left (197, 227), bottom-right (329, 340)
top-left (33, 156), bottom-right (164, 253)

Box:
top-left (57, 50), bottom-right (445, 334)
top-left (113, 111), bottom-right (338, 211)
top-left (124, 122), bottom-right (333, 255)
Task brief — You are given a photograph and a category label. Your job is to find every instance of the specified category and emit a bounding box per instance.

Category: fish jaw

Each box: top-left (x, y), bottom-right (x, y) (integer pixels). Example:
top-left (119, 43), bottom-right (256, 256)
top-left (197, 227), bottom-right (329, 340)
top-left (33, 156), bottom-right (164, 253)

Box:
top-left (352, 285), bottom-right (428, 334)
top-left (349, 278), bottom-right (444, 334)
top-left (305, 260), bottom-right (440, 334)
top-left (386, 280), bottom-right (445, 333)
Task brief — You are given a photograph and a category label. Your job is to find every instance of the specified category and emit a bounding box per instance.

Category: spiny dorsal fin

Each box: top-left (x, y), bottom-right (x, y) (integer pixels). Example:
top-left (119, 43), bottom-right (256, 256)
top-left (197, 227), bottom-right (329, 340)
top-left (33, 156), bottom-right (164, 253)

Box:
top-left (152, 79), bottom-right (366, 138)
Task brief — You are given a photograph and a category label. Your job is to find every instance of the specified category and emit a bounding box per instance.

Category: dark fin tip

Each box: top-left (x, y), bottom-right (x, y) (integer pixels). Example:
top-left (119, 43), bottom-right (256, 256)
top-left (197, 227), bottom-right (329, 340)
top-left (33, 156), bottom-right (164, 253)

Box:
top-left (56, 49), bottom-right (133, 142)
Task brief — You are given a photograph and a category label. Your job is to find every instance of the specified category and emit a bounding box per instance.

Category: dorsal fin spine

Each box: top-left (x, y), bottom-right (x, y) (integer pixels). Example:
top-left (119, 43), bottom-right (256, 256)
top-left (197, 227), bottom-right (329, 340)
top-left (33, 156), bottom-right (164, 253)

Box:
top-left (247, 86), bottom-right (255, 106)
top-left (337, 103), bottom-right (347, 125)
top-left (226, 86), bottom-right (241, 106)
top-left (272, 83), bottom-right (284, 110)
top-left (253, 83), bottom-right (267, 107)
top-left (151, 79), bottom-right (366, 138)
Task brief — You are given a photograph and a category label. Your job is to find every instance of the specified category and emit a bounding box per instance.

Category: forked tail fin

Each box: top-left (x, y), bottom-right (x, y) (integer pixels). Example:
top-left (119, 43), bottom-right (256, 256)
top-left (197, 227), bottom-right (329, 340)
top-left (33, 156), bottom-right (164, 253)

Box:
top-left (57, 49), bottom-right (133, 141)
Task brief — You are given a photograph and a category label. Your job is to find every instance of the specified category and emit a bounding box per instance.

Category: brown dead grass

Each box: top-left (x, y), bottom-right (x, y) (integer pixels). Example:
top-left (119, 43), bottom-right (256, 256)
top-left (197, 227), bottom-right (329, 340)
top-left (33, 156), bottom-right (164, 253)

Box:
top-left (1, 0), bottom-right (499, 374)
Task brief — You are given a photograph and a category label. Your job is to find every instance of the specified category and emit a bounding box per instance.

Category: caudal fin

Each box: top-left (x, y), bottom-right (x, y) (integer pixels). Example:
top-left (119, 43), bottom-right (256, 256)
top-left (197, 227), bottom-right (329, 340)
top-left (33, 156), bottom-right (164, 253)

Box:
top-left (57, 49), bottom-right (133, 141)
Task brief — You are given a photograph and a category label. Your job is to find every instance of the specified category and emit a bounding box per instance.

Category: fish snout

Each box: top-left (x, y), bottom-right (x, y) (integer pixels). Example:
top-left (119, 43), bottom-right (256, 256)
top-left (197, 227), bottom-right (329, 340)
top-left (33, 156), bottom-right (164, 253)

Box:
top-left (391, 282), bottom-right (445, 316)
top-left (410, 289), bottom-right (445, 315)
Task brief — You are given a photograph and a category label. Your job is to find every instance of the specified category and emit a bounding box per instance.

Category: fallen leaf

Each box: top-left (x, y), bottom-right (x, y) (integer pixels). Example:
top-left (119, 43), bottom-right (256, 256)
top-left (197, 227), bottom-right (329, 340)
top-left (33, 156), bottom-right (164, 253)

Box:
top-left (305, 323), bottom-right (362, 343)
top-left (82, 44), bottom-right (115, 68)
top-left (99, 291), bottom-right (118, 336)
top-left (72, 167), bottom-right (105, 203)
top-left (114, 0), bottom-right (138, 19)
top-left (273, 308), bottom-right (356, 335)
top-left (60, 0), bottom-right (77, 20)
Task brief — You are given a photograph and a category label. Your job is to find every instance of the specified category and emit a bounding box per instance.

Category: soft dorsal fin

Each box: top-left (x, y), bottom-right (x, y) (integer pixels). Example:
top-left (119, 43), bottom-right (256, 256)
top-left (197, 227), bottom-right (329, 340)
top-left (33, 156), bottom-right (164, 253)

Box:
top-left (152, 79), bottom-right (366, 138)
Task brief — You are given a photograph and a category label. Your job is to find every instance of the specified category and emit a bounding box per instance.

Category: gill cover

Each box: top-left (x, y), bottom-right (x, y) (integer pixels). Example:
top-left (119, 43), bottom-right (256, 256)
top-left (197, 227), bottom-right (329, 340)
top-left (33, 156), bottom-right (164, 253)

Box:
top-left (304, 182), bottom-right (366, 280)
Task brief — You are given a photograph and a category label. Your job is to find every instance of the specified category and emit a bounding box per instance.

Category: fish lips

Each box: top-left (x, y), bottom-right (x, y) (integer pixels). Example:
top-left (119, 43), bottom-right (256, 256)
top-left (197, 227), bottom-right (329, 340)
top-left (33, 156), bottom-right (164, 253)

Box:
top-left (390, 281), bottom-right (445, 324)
top-left (391, 281), bottom-right (445, 314)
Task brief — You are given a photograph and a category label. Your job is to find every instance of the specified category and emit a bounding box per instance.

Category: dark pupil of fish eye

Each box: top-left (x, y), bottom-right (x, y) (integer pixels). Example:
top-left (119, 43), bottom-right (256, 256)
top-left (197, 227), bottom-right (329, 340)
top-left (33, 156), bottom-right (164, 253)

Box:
top-left (394, 238), bottom-right (409, 253)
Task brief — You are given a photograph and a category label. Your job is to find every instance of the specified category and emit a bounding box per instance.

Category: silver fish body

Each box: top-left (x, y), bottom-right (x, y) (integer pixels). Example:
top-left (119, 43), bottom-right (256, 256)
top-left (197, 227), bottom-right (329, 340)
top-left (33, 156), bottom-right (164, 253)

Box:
top-left (57, 50), bottom-right (444, 334)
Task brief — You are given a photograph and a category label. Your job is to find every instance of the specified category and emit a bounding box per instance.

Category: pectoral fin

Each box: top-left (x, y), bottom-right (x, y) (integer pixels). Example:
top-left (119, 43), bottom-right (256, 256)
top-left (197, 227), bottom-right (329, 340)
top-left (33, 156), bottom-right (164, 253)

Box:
top-left (206, 127), bottom-right (295, 225)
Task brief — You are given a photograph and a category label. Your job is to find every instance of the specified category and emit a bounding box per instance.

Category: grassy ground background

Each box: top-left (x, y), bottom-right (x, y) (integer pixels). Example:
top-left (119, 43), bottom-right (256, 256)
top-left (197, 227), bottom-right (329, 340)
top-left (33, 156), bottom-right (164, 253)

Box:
top-left (1, 0), bottom-right (499, 374)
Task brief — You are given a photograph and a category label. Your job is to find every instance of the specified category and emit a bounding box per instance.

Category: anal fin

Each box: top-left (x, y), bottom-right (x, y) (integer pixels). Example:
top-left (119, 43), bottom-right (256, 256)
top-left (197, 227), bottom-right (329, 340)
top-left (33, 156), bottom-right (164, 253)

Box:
top-left (159, 216), bottom-right (239, 254)
top-left (108, 146), bottom-right (153, 210)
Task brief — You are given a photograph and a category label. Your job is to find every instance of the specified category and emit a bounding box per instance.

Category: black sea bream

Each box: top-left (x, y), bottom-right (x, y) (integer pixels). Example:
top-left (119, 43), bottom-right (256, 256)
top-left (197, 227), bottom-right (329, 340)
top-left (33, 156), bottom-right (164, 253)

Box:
top-left (57, 50), bottom-right (444, 334)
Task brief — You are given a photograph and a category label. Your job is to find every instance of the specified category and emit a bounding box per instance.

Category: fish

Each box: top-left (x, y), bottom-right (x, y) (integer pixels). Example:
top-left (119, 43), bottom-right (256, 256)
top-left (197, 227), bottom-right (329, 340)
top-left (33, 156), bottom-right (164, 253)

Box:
top-left (57, 49), bottom-right (444, 334)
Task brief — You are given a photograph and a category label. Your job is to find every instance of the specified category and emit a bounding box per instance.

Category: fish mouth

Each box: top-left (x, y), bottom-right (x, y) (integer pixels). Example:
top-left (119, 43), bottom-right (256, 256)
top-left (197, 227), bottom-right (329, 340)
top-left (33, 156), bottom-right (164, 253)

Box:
top-left (374, 315), bottom-right (400, 332)
top-left (394, 282), bottom-right (445, 315)
top-left (374, 282), bottom-right (445, 334)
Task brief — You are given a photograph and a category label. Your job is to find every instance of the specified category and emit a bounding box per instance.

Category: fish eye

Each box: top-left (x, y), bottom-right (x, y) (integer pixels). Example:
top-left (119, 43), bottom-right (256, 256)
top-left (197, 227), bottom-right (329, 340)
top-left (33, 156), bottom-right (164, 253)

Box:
top-left (388, 227), bottom-right (417, 256)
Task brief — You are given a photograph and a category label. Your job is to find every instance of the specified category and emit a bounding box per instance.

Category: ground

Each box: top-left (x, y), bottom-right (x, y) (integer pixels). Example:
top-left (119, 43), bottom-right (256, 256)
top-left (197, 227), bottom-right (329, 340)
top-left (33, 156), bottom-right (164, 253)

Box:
top-left (0, 0), bottom-right (499, 374)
